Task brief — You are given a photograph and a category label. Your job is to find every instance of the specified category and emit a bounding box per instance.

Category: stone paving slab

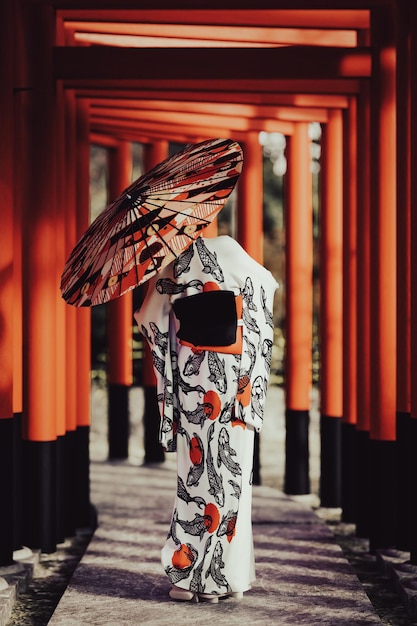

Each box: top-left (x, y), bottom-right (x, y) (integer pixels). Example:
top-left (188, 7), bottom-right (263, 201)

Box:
top-left (376, 549), bottom-right (417, 619)
top-left (49, 461), bottom-right (382, 625)
top-left (0, 550), bottom-right (37, 626)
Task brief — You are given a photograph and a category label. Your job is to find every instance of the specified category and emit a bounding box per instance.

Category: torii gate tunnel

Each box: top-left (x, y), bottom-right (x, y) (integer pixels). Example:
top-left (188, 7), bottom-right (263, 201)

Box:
top-left (1, 0), bottom-right (417, 569)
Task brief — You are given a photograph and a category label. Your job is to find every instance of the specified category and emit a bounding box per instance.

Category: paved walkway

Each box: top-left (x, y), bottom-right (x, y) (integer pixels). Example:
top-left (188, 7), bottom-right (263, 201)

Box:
top-left (48, 386), bottom-right (382, 625)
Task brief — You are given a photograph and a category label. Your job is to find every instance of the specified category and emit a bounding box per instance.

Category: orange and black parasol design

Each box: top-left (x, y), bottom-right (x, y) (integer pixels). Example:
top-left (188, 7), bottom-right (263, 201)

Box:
top-left (60, 137), bottom-right (243, 307)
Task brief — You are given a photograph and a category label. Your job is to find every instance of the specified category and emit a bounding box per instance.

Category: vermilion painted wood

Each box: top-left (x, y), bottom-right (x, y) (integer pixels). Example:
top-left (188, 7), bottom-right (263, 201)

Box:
top-left (53, 46), bottom-right (372, 81)
top-left (409, 0), bottom-right (417, 566)
top-left (342, 97), bottom-right (358, 427)
top-left (55, 81), bottom-right (70, 438)
top-left (396, 0), bottom-right (411, 416)
top-left (356, 83), bottom-right (371, 433)
top-left (107, 141), bottom-right (133, 387)
top-left (65, 78), bottom-right (363, 95)
top-left (367, 5), bottom-right (398, 549)
top-left (90, 99), bottom-right (330, 123)
top-left (238, 131), bottom-right (263, 263)
top-left (369, 12), bottom-right (397, 442)
top-left (66, 21), bottom-right (358, 48)
top-left (12, 102), bottom-right (23, 416)
top-left (320, 109), bottom-right (344, 419)
top-left (75, 99), bottom-right (92, 428)
top-left (410, 1), bottom-right (417, 421)
top-left (0, 0), bottom-right (14, 419)
top-left (64, 90), bottom-right (79, 433)
top-left (57, 8), bottom-right (371, 29)
top-left (87, 123), bottom-right (291, 145)
top-left (90, 112), bottom-right (296, 137)
top-left (12, 0), bottom-right (24, 416)
top-left (142, 140), bottom-right (169, 388)
top-left (79, 89), bottom-right (350, 108)
top-left (20, 6), bottom-right (58, 442)
top-left (285, 123), bottom-right (312, 410)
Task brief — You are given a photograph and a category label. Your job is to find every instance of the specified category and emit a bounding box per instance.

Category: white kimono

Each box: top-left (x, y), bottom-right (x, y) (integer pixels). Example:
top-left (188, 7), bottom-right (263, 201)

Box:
top-left (134, 235), bottom-right (278, 595)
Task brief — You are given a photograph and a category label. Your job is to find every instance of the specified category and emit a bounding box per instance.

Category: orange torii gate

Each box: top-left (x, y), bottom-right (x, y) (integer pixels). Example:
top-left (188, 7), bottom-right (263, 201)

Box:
top-left (284, 122), bottom-right (313, 496)
top-left (342, 95), bottom-right (358, 523)
top-left (3, 1), bottom-right (417, 578)
top-left (320, 108), bottom-right (344, 508)
top-left (407, 1), bottom-right (417, 564)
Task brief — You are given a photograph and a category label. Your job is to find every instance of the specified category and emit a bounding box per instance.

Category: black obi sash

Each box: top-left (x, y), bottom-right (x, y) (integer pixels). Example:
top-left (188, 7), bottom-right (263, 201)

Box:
top-left (172, 290), bottom-right (237, 347)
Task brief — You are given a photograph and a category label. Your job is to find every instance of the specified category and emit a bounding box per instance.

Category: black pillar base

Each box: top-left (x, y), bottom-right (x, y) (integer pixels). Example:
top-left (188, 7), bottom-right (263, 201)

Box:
top-left (284, 409), bottom-right (310, 495)
top-left (396, 411), bottom-right (411, 551)
top-left (64, 429), bottom-right (78, 538)
top-left (143, 385), bottom-right (165, 464)
top-left (21, 439), bottom-right (57, 553)
top-left (56, 434), bottom-right (66, 544)
top-left (409, 419), bottom-right (417, 564)
top-left (76, 425), bottom-right (96, 531)
top-left (368, 438), bottom-right (397, 554)
top-left (13, 412), bottom-right (23, 552)
top-left (356, 429), bottom-right (371, 538)
top-left (0, 416), bottom-right (14, 565)
top-left (341, 422), bottom-right (358, 522)
top-left (108, 383), bottom-right (129, 459)
top-left (320, 415), bottom-right (342, 508)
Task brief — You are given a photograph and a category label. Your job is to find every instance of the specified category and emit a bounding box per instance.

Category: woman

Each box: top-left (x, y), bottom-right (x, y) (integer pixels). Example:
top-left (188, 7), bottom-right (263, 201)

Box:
top-left (134, 234), bottom-right (278, 603)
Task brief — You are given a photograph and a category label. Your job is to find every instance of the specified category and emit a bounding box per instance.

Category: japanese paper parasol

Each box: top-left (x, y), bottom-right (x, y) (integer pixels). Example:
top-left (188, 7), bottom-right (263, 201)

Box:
top-left (60, 137), bottom-right (243, 307)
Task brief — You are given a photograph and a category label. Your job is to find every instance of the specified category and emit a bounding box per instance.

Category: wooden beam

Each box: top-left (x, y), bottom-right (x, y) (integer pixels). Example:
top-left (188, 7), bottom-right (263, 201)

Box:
top-left (68, 78), bottom-right (362, 94)
top-left (54, 46), bottom-right (371, 80)
top-left (52, 1), bottom-right (387, 12)
top-left (91, 128), bottom-right (207, 145)
top-left (77, 89), bottom-right (350, 108)
top-left (90, 112), bottom-right (295, 135)
top-left (57, 9), bottom-right (371, 28)
top-left (90, 99), bottom-right (329, 122)
top-left (65, 21), bottom-right (358, 48)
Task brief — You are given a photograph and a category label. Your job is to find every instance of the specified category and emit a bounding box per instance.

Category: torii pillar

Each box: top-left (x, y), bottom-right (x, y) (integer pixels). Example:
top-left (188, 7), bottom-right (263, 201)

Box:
top-left (395, 0), bottom-right (411, 552)
top-left (141, 140), bottom-right (168, 464)
top-left (342, 97), bottom-right (358, 522)
top-left (355, 83), bottom-right (372, 539)
top-left (60, 89), bottom-right (90, 537)
top-left (107, 141), bottom-right (133, 460)
top-left (284, 123), bottom-right (313, 495)
top-left (0, 0), bottom-right (15, 566)
top-left (19, 4), bottom-right (59, 553)
top-left (75, 99), bottom-right (93, 528)
top-left (319, 109), bottom-right (344, 508)
top-left (409, 0), bottom-right (417, 565)
top-left (238, 131), bottom-right (264, 484)
top-left (368, 6), bottom-right (397, 552)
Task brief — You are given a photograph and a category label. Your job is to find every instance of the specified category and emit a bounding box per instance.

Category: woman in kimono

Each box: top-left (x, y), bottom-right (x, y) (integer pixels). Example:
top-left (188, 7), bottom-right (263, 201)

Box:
top-left (134, 235), bottom-right (278, 603)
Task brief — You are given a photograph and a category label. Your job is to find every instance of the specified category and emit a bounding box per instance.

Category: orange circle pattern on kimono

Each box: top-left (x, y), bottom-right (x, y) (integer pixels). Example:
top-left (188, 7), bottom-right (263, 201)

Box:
top-left (231, 418), bottom-right (246, 429)
top-left (237, 378), bottom-right (252, 407)
top-left (203, 389), bottom-right (221, 420)
top-left (204, 503), bottom-right (220, 533)
top-left (203, 281), bottom-right (221, 292)
top-left (189, 436), bottom-right (203, 465)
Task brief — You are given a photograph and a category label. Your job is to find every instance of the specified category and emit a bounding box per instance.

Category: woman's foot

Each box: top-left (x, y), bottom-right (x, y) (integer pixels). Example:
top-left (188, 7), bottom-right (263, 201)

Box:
top-left (169, 585), bottom-right (199, 602)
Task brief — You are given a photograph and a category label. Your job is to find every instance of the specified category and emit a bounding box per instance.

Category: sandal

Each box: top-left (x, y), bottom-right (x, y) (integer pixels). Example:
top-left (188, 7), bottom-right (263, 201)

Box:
top-left (198, 590), bottom-right (244, 603)
top-left (169, 585), bottom-right (199, 602)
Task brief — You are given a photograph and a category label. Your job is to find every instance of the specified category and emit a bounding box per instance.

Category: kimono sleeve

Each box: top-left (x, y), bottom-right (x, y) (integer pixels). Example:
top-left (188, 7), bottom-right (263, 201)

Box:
top-left (235, 263), bottom-right (278, 433)
top-left (133, 277), bottom-right (178, 451)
